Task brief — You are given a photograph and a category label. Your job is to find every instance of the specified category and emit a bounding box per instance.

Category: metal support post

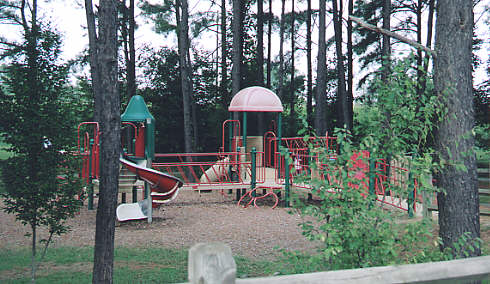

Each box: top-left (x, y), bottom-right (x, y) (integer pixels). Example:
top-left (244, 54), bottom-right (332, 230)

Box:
top-left (251, 147), bottom-right (257, 197)
top-left (243, 112), bottom-right (247, 151)
top-left (369, 156), bottom-right (376, 209)
top-left (229, 113), bottom-right (233, 152)
top-left (408, 171), bottom-right (415, 218)
top-left (235, 147), bottom-right (241, 201)
top-left (132, 185), bottom-right (137, 203)
top-left (88, 138), bottom-right (94, 210)
top-left (285, 152), bottom-right (291, 208)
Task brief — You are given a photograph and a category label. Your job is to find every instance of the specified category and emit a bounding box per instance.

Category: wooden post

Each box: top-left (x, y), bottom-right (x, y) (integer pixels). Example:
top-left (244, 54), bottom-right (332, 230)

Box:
top-left (188, 242), bottom-right (236, 284)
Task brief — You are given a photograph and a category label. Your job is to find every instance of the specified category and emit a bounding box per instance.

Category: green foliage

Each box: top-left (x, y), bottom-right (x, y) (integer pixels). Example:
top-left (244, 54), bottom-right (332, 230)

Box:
top-left (355, 56), bottom-right (443, 155)
top-left (474, 124), bottom-right (490, 154)
top-left (291, 131), bottom-right (399, 269)
top-left (291, 56), bottom-right (451, 269)
top-left (0, 26), bottom-right (84, 281)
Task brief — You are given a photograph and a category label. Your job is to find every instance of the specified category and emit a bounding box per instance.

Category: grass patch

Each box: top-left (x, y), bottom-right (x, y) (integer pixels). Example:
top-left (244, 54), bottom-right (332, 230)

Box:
top-left (1, 246), bottom-right (316, 283)
top-left (0, 245), bottom-right (333, 283)
top-left (0, 246), bottom-right (188, 283)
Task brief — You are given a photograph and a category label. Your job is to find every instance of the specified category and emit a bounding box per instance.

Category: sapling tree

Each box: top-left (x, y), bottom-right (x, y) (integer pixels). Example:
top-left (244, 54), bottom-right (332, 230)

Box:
top-left (0, 23), bottom-right (84, 284)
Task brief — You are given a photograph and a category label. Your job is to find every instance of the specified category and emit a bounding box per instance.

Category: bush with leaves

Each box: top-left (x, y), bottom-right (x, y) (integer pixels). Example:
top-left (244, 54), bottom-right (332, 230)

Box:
top-left (288, 56), bottom-right (483, 269)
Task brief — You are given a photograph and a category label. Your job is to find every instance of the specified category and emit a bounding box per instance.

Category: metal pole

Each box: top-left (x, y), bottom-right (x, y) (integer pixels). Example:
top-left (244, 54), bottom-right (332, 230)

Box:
top-left (132, 185), bottom-right (137, 203)
top-left (229, 113), bottom-right (233, 152)
top-left (235, 147), bottom-right (241, 201)
top-left (251, 147), bottom-right (257, 197)
top-left (243, 112), bottom-right (247, 152)
top-left (146, 158), bottom-right (152, 223)
top-left (368, 156), bottom-right (376, 208)
top-left (285, 151), bottom-right (290, 207)
top-left (408, 170), bottom-right (414, 218)
top-left (88, 138), bottom-right (94, 210)
top-left (277, 113), bottom-right (282, 178)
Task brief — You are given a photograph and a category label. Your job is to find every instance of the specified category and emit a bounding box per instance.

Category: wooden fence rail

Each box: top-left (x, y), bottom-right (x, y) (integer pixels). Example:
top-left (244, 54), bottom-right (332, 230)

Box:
top-left (184, 243), bottom-right (490, 284)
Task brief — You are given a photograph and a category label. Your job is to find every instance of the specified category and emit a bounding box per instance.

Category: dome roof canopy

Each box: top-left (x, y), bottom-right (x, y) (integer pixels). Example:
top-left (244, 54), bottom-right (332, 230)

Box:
top-left (228, 86), bottom-right (283, 112)
top-left (121, 95), bottom-right (155, 122)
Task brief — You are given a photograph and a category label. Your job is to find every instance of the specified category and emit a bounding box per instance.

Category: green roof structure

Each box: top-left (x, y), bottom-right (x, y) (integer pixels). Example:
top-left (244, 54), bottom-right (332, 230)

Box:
top-left (121, 95), bottom-right (155, 160)
top-left (121, 95), bottom-right (155, 122)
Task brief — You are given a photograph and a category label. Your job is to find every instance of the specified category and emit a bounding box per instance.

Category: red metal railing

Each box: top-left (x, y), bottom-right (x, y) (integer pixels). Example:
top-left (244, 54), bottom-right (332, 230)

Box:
top-left (77, 122), bottom-right (100, 182)
top-left (153, 152), bottom-right (266, 187)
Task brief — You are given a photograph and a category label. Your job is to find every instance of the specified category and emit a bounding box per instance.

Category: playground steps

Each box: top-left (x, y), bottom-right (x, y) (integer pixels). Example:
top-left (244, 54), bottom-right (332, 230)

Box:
top-left (118, 168), bottom-right (144, 194)
top-left (91, 168), bottom-right (144, 195)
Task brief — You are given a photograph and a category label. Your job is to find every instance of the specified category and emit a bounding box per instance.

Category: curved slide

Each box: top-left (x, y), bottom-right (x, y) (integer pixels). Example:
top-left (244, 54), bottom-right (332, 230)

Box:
top-left (116, 156), bottom-right (184, 221)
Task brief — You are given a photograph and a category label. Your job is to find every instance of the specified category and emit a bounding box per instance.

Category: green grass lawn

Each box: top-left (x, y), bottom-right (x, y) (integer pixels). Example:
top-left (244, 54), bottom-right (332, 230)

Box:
top-left (0, 246), bottom-right (323, 283)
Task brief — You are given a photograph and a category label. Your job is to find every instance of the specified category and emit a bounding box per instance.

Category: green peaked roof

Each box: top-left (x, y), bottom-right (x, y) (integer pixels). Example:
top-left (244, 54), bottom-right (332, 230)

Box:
top-left (121, 95), bottom-right (155, 122)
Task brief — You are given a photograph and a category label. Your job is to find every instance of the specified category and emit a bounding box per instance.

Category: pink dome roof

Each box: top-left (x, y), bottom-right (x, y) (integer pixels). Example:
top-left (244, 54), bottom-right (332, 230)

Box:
top-left (228, 86), bottom-right (283, 112)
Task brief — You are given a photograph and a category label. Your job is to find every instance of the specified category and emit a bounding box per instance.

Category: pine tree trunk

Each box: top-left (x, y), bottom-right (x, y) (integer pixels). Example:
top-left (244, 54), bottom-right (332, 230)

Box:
top-left (232, 0), bottom-right (242, 120)
top-left (347, 0), bottom-right (354, 125)
top-left (434, 0), bottom-right (480, 257)
top-left (257, 0), bottom-right (265, 135)
top-left (332, 0), bottom-right (350, 130)
top-left (176, 0), bottom-right (193, 154)
top-left (306, 0), bottom-right (313, 129)
top-left (220, 0), bottom-right (227, 105)
top-left (92, 0), bottom-right (120, 282)
top-left (423, 0), bottom-right (435, 86)
top-left (380, 0), bottom-right (392, 150)
top-left (315, 0), bottom-right (327, 135)
top-left (84, 0), bottom-right (102, 122)
top-left (266, 0), bottom-right (272, 89)
top-left (416, 0), bottom-right (423, 102)
top-left (381, 0), bottom-right (391, 82)
top-left (128, 0), bottom-right (136, 97)
top-left (278, 0), bottom-right (286, 101)
top-left (290, 0), bottom-right (295, 124)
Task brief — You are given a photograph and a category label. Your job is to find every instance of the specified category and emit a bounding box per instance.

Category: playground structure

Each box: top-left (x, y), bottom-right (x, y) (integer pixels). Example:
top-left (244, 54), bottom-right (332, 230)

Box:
top-left (78, 86), bottom-right (424, 222)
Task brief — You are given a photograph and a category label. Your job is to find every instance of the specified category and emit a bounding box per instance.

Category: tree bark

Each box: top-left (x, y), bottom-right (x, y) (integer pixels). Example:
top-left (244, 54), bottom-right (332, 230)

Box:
top-left (349, 15), bottom-right (436, 57)
top-left (266, 0), bottom-right (272, 89)
top-left (278, 0), bottom-right (286, 101)
top-left (306, 0), bottom-right (313, 129)
top-left (347, 0), bottom-right (354, 126)
top-left (416, 0), bottom-right (423, 102)
top-left (92, 0), bottom-right (120, 283)
top-left (434, 0), bottom-right (480, 257)
top-left (314, 0), bottom-right (327, 135)
top-left (290, 0), bottom-right (295, 123)
top-left (84, 0), bottom-right (102, 122)
top-left (128, 0), bottom-right (136, 97)
top-left (423, 0), bottom-right (435, 89)
top-left (257, 0), bottom-right (265, 135)
top-left (176, 0), bottom-right (194, 154)
top-left (220, 0), bottom-right (227, 105)
top-left (231, 0), bottom-right (242, 120)
top-left (332, 0), bottom-right (350, 130)
top-left (381, 0), bottom-right (391, 82)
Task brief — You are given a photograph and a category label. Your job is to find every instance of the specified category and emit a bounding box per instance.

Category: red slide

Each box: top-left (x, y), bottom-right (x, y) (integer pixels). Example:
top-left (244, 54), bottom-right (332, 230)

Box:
top-left (117, 157), bottom-right (183, 221)
top-left (120, 157), bottom-right (183, 205)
